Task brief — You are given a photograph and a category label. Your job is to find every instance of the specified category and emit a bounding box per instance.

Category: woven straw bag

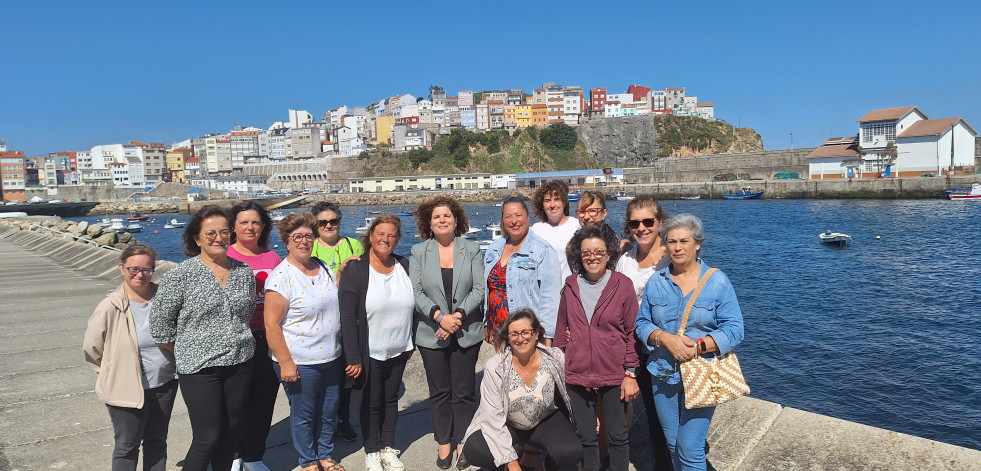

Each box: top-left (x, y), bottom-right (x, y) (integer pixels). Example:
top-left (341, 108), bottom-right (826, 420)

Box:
top-left (676, 268), bottom-right (750, 409)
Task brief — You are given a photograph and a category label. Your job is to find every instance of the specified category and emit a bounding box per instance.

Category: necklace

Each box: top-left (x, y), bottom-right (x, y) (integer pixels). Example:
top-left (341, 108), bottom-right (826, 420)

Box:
top-left (201, 257), bottom-right (231, 284)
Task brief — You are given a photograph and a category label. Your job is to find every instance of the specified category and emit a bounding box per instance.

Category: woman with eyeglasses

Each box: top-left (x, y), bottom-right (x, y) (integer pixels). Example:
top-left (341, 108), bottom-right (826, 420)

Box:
top-left (575, 190), bottom-right (609, 227)
top-left (150, 205), bottom-right (257, 471)
top-left (459, 309), bottom-right (582, 471)
top-left (530, 180), bottom-right (580, 280)
top-left (84, 243), bottom-right (177, 471)
top-left (309, 201), bottom-right (363, 443)
top-left (263, 213), bottom-right (347, 471)
top-left (615, 195), bottom-right (673, 471)
top-left (555, 224), bottom-right (639, 471)
top-left (339, 216), bottom-right (413, 471)
top-left (227, 201), bottom-right (282, 471)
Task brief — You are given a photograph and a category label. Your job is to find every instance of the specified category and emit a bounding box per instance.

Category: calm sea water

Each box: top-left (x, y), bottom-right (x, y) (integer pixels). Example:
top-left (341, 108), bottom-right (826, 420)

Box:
top-left (79, 199), bottom-right (981, 450)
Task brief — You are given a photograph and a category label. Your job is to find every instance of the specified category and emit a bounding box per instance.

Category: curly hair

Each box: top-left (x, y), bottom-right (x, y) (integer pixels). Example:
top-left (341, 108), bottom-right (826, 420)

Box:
top-left (415, 196), bottom-right (469, 239)
top-left (311, 201), bottom-right (342, 219)
top-left (276, 212), bottom-right (318, 245)
top-left (361, 215), bottom-right (402, 251)
top-left (495, 308), bottom-right (547, 352)
top-left (622, 195), bottom-right (667, 235)
top-left (566, 223), bottom-right (620, 274)
top-left (532, 180), bottom-right (570, 221)
top-left (229, 200), bottom-right (273, 247)
top-left (182, 205), bottom-right (231, 256)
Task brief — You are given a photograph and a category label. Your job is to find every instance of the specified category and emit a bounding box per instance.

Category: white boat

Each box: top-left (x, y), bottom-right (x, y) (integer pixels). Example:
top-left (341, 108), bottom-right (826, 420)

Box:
top-left (680, 195), bottom-right (701, 200)
top-left (355, 217), bottom-right (376, 236)
top-left (463, 226), bottom-right (483, 239)
top-left (612, 190), bottom-right (634, 201)
top-left (271, 211), bottom-right (286, 222)
top-left (478, 224), bottom-right (503, 251)
top-left (124, 223), bottom-right (143, 233)
top-left (819, 231), bottom-right (851, 246)
top-left (163, 218), bottom-right (186, 229)
top-left (946, 183), bottom-right (981, 200)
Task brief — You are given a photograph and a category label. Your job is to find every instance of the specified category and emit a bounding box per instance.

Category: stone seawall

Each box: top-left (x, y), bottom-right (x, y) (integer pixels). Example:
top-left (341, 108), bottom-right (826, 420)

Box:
top-left (626, 148), bottom-right (814, 183)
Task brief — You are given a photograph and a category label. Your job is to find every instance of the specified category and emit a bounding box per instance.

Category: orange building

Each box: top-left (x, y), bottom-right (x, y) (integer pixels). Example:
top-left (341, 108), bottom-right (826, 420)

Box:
top-left (0, 150), bottom-right (27, 202)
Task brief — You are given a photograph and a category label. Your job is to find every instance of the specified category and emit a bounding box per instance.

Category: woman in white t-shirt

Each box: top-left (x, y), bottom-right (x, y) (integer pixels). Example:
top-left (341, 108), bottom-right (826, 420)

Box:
top-left (614, 195), bottom-right (673, 471)
top-left (264, 213), bottom-right (346, 471)
top-left (339, 215), bottom-right (414, 471)
top-left (530, 180), bottom-right (581, 280)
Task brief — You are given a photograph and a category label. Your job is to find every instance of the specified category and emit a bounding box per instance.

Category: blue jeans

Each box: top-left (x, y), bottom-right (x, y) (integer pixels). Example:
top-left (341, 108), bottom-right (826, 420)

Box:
top-left (653, 379), bottom-right (715, 471)
top-left (274, 358), bottom-right (344, 467)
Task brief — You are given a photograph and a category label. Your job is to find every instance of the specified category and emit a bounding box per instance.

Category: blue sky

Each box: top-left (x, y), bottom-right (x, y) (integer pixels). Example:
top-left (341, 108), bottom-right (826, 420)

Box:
top-left (3, 0), bottom-right (979, 157)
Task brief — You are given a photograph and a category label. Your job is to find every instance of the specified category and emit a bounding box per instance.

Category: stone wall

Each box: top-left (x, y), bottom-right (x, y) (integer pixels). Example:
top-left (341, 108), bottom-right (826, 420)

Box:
top-left (578, 115), bottom-right (661, 167)
top-left (625, 148), bottom-right (815, 183)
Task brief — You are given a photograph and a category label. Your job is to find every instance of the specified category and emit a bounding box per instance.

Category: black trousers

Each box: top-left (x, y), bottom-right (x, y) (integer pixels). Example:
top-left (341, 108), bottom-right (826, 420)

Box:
top-left (569, 385), bottom-right (629, 471)
top-left (418, 337), bottom-right (481, 445)
top-left (105, 380), bottom-right (178, 471)
top-left (179, 361), bottom-right (253, 471)
top-left (638, 356), bottom-right (674, 471)
top-left (360, 351), bottom-right (411, 453)
top-left (463, 410), bottom-right (583, 471)
top-left (237, 332), bottom-right (281, 462)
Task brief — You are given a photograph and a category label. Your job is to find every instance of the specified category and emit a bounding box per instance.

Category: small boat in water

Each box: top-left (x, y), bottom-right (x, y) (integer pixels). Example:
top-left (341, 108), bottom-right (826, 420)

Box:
top-left (398, 206), bottom-right (414, 216)
top-left (567, 190), bottom-right (581, 202)
top-left (680, 195), bottom-right (701, 200)
top-left (127, 213), bottom-right (149, 222)
top-left (478, 224), bottom-right (503, 251)
top-left (819, 231), bottom-right (851, 246)
top-left (463, 227), bottom-right (482, 239)
top-left (945, 183), bottom-right (981, 200)
top-left (355, 217), bottom-right (376, 236)
top-left (163, 218), bottom-right (186, 229)
top-left (367, 210), bottom-right (382, 215)
top-left (124, 223), bottom-right (143, 233)
top-left (271, 211), bottom-right (286, 222)
top-left (612, 190), bottom-right (634, 202)
top-left (722, 186), bottom-right (764, 200)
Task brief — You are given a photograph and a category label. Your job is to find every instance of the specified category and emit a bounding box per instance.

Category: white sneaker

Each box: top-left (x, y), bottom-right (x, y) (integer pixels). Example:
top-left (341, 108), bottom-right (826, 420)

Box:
top-left (380, 447), bottom-right (404, 471)
top-left (242, 461), bottom-right (271, 471)
top-left (365, 451), bottom-right (383, 471)
top-left (231, 458), bottom-right (243, 471)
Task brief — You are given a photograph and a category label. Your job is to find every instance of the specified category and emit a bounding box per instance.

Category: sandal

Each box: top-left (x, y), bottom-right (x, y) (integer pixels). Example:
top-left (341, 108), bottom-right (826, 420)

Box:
top-left (301, 464), bottom-right (320, 471)
top-left (320, 458), bottom-right (346, 471)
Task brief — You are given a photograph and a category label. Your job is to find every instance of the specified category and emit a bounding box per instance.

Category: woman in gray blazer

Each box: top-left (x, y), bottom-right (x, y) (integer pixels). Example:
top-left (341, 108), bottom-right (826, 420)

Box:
top-left (409, 196), bottom-right (486, 469)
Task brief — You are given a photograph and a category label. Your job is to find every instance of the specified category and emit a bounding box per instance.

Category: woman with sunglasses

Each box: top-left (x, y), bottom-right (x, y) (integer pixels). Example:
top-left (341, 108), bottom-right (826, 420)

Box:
top-left (84, 243), bottom-right (177, 471)
top-left (151, 205), bottom-right (257, 471)
top-left (555, 224), bottom-right (639, 471)
top-left (264, 213), bottom-right (347, 471)
top-left (227, 201), bottom-right (282, 471)
top-left (614, 196), bottom-right (673, 471)
top-left (310, 201), bottom-right (363, 443)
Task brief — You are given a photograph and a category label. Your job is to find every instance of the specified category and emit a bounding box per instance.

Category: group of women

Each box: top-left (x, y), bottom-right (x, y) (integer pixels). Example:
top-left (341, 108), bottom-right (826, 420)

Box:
top-left (82, 184), bottom-right (744, 471)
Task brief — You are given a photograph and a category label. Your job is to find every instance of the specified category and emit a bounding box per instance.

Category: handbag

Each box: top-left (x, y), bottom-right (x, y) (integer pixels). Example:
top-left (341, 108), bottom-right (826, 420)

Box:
top-left (676, 268), bottom-right (750, 409)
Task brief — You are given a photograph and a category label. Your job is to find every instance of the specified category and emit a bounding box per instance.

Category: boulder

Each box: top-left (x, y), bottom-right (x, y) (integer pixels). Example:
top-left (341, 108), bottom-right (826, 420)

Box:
top-left (76, 221), bottom-right (89, 234)
top-left (118, 232), bottom-right (132, 243)
top-left (87, 224), bottom-right (103, 237)
top-left (94, 232), bottom-right (116, 246)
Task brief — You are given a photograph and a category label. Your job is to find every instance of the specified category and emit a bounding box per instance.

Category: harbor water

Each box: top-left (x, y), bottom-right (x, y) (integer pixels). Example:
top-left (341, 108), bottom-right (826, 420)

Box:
top-left (77, 198), bottom-right (981, 450)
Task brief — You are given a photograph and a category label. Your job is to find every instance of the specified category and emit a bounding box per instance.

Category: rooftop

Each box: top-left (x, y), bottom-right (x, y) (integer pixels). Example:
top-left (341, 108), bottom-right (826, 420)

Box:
top-left (857, 106), bottom-right (922, 123)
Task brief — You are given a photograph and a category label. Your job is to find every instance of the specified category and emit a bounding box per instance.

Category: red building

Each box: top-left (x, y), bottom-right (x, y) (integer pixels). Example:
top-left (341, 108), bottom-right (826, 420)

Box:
top-left (590, 88), bottom-right (607, 113)
top-left (627, 84), bottom-right (651, 103)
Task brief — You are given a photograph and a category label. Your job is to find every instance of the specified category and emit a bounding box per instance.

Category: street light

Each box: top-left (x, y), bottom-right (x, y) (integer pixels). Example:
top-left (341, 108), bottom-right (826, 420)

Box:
top-left (790, 132), bottom-right (794, 150)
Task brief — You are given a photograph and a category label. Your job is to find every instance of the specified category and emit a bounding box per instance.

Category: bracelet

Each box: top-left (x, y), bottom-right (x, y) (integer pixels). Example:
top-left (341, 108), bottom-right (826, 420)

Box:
top-left (697, 337), bottom-right (706, 355)
top-left (436, 313), bottom-right (445, 328)
top-left (653, 330), bottom-right (663, 348)
top-left (624, 370), bottom-right (637, 378)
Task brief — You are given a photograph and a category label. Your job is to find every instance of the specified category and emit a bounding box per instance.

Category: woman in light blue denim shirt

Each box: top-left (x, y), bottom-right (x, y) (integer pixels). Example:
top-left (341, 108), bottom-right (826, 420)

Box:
top-left (635, 214), bottom-right (744, 471)
top-left (483, 195), bottom-right (562, 348)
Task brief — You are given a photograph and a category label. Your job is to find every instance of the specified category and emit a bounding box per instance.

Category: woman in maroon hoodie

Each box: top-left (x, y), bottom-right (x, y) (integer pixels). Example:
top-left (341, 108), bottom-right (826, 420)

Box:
top-left (555, 223), bottom-right (640, 471)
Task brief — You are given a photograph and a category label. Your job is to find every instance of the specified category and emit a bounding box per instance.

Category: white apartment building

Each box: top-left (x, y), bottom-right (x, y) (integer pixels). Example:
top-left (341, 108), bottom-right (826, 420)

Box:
top-left (289, 109), bottom-right (314, 128)
top-left (604, 101), bottom-right (622, 118)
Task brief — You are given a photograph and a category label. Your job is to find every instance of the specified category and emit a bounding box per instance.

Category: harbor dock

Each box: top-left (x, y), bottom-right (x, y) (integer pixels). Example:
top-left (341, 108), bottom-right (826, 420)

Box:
top-left (1, 223), bottom-right (979, 470)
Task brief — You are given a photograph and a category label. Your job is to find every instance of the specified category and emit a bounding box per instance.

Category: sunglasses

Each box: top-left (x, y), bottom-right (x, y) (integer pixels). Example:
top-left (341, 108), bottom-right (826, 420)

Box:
top-left (318, 218), bottom-right (341, 227)
top-left (627, 218), bottom-right (658, 229)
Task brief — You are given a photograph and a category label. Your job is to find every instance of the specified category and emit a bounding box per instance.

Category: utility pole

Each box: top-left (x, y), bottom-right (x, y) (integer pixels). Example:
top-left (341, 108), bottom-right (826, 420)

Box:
top-left (949, 122), bottom-right (956, 176)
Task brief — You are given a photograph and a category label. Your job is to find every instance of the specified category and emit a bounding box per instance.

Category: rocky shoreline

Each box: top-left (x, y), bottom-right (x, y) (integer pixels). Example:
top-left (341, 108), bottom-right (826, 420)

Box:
top-left (1, 217), bottom-right (142, 250)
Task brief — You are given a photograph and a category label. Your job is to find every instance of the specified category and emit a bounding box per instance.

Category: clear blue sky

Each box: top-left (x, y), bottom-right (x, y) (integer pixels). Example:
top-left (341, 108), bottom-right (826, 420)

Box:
top-left (3, 0), bottom-right (979, 157)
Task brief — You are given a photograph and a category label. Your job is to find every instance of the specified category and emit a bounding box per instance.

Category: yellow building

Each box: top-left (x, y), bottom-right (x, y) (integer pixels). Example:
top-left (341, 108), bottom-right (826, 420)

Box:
top-left (375, 116), bottom-right (396, 145)
top-left (515, 104), bottom-right (532, 128)
top-left (165, 147), bottom-right (191, 183)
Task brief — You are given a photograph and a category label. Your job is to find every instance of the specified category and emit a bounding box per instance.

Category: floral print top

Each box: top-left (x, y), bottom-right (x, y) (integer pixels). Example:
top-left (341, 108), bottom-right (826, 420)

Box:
top-left (486, 261), bottom-right (509, 338)
top-left (150, 257), bottom-right (256, 374)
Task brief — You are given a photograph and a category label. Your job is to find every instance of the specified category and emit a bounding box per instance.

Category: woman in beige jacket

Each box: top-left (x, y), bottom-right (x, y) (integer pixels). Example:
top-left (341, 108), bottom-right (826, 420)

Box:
top-left (83, 244), bottom-right (177, 471)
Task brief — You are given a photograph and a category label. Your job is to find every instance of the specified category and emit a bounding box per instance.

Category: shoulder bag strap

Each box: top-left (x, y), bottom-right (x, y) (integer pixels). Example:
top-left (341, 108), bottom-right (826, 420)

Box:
top-left (676, 268), bottom-right (718, 336)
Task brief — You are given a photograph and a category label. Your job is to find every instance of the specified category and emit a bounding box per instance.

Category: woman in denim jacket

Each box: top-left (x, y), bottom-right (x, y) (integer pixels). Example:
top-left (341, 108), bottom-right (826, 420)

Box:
top-left (635, 214), bottom-right (744, 471)
top-left (483, 195), bottom-right (562, 348)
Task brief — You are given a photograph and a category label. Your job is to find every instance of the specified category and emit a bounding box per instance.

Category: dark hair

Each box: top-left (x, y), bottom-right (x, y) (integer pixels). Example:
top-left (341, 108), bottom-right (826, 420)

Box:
top-left (532, 180), bottom-right (570, 221)
top-left (567, 223), bottom-right (620, 274)
top-left (277, 212), bottom-right (318, 245)
top-left (119, 243), bottom-right (157, 263)
top-left (623, 195), bottom-right (668, 235)
top-left (415, 196), bottom-right (469, 239)
top-left (311, 201), bottom-right (342, 220)
top-left (499, 194), bottom-right (529, 222)
top-left (495, 308), bottom-right (547, 352)
top-left (182, 205), bottom-right (231, 256)
top-left (361, 215), bottom-right (402, 251)
top-left (577, 190), bottom-right (607, 211)
top-left (229, 200), bottom-right (273, 247)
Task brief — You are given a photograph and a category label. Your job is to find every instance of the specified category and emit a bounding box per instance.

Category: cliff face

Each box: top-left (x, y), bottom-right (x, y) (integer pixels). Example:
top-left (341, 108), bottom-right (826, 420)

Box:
top-left (578, 115), bottom-right (764, 168)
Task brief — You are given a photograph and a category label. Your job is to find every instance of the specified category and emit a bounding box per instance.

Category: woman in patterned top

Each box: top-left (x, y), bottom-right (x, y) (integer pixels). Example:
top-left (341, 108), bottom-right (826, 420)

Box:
top-left (264, 213), bottom-right (346, 471)
top-left (150, 205), bottom-right (256, 471)
top-left (460, 309), bottom-right (582, 471)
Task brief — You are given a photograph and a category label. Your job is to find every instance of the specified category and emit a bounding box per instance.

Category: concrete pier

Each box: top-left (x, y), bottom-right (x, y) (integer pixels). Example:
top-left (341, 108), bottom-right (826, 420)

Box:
top-left (1, 224), bottom-right (979, 470)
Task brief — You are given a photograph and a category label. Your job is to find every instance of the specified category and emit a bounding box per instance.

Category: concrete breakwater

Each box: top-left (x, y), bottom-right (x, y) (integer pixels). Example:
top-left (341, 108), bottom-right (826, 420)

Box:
top-left (1, 217), bottom-right (145, 251)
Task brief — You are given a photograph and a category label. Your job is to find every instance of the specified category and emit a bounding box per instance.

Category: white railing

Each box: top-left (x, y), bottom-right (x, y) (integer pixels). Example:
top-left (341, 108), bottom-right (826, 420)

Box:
top-left (27, 224), bottom-right (123, 252)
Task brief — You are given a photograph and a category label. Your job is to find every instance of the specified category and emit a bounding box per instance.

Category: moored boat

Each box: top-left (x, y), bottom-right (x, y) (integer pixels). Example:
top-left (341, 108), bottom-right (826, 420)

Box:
top-left (680, 195), bottom-right (701, 200)
top-left (127, 213), bottom-right (149, 222)
top-left (945, 183), bottom-right (981, 200)
top-left (819, 231), bottom-right (851, 246)
top-left (612, 190), bottom-right (634, 201)
top-left (567, 190), bottom-right (581, 202)
top-left (722, 186), bottom-right (764, 200)
top-left (398, 206), bottom-right (414, 216)
top-left (478, 224), bottom-right (503, 251)
top-left (163, 218), bottom-right (186, 229)
top-left (355, 216), bottom-right (376, 236)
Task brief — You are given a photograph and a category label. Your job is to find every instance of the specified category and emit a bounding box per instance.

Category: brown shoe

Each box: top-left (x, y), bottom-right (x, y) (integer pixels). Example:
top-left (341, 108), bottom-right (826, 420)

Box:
top-left (301, 463), bottom-right (321, 471)
top-left (319, 458), bottom-right (345, 471)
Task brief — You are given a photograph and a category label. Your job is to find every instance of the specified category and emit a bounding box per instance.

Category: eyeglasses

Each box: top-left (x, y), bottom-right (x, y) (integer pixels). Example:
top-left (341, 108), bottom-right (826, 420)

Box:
top-left (318, 218), bottom-right (341, 227)
top-left (201, 230), bottom-right (231, 241)
top-left (290, 233), bottom-right (316, 243)
top-left (575, 208), bottom-right (605, 216)
top-left (122, 264), bottom-right (155, 276)
top-left (627, 218), bottom-right (658, 229)
top-left (508, 329), bottom-right (535, 340)
top-left (581, 249), bottom-right (608, 259)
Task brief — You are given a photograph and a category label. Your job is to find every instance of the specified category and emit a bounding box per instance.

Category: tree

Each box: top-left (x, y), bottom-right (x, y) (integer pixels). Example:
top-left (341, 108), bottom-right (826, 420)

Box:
top-left (539, 123), bottom-right (578, 151)
top-left (452, 144), bottom-right (470, 168)
top-left (408, 148), bottom-right (433, 167)
top-left (428, 85), bottom-right (444, 101)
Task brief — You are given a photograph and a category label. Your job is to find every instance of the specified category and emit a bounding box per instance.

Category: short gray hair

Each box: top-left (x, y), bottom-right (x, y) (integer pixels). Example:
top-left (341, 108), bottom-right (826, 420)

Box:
top-left (660, 213), bottom-right (705, 256)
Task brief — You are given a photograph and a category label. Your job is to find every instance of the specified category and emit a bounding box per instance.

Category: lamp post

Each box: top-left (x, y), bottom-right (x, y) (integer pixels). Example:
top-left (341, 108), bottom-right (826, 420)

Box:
top-left (790, 132), bottom-right (794, 150)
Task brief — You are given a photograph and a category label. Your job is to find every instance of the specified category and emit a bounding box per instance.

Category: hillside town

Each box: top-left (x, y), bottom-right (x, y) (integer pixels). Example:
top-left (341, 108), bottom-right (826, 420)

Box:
top-left (0, 83), bottom-right (715, 202)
